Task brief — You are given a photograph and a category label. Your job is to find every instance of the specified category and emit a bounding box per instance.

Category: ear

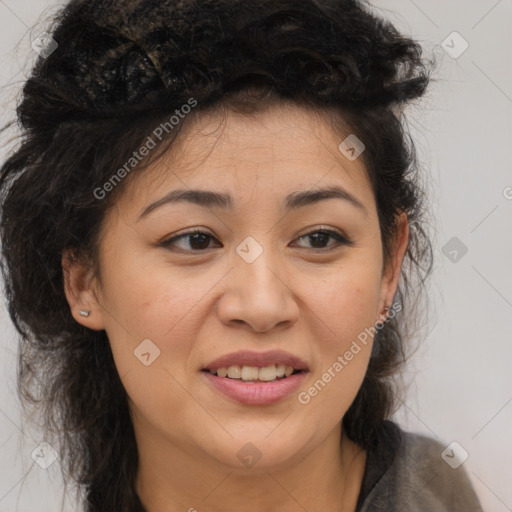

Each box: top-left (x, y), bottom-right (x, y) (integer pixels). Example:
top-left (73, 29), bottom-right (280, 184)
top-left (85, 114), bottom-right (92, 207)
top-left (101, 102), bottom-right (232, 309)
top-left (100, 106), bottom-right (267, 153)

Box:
top-left (62, 249), bottom-right (106, 330)
top-left (377, 211), bottom-right (409, 321)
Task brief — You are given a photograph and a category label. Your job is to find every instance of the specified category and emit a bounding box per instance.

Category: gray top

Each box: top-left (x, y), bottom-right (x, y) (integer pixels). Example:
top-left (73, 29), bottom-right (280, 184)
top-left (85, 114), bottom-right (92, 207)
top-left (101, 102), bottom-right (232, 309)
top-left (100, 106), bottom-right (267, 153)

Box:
top-left (356, 421), bottom-right (485, 512)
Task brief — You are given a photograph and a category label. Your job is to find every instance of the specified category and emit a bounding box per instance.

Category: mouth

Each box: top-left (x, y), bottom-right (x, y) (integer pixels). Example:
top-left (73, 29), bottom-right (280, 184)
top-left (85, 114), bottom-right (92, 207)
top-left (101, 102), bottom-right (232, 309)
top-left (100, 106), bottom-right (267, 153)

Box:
top-left (202, 349), bottom-right (308, 375)
top-left (201, 350), bottom-right (309, 404)
top-left (201, 364), bottom-right (305, 383)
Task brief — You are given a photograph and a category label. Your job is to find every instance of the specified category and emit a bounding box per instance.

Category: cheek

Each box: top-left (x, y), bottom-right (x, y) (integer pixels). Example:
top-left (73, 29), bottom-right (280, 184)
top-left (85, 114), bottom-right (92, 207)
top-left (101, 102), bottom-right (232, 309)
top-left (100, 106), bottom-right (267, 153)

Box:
top-left (297, 293), bottom-right (378, 426)
top-left (298, 343), bottom-right (371, 430)
top-left (99, 261), bottom-right (214, 432)
top-left (311, 261), bottom-right (382, 344)
top-left (100, 241), bottom-right (212, 333)
top-left (97, 247), bottom-right (214, 380)
top-left (297, 261), bottom-right (381, 415)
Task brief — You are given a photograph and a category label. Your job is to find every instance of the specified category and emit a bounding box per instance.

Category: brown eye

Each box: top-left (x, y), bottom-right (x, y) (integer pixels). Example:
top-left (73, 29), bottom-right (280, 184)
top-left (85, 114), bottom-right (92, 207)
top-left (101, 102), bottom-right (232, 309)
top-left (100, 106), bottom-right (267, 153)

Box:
top-left (293, 229), bottom-right (353, 251)
top-left (160, 230), bottom-right (220, 252)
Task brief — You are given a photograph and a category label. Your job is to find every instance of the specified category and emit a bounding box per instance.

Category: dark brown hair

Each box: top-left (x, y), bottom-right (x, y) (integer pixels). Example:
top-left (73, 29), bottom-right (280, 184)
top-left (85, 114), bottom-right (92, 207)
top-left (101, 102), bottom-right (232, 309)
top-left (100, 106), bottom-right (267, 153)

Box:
top-left (0, 0), bottom-right (434, 510)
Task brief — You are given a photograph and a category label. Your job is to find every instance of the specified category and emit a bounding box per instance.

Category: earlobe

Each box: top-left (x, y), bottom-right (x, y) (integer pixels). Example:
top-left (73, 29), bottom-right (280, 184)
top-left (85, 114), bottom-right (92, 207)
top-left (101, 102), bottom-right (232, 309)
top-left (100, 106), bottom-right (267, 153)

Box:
top-left (62, 249), bottom-right (106, 330)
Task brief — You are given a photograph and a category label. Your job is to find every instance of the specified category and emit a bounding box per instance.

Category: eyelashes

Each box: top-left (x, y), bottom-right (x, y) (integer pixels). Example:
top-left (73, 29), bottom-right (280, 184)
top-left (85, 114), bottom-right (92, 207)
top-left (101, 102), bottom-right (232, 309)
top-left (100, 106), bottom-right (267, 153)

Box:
top-left (159, 228), bottom-right (353, 253)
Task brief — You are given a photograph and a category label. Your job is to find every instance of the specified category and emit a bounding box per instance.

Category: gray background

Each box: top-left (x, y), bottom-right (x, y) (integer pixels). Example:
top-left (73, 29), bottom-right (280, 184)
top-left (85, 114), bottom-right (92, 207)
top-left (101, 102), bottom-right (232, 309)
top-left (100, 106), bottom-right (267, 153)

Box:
top-left (0, 1), bottom-right (511, 511)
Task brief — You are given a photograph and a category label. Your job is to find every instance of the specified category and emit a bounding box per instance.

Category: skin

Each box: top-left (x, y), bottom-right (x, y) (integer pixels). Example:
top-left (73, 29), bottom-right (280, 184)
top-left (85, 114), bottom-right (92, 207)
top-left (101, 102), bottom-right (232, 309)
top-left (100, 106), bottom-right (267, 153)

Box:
top-left (63, 103), bottom-right (408, 512)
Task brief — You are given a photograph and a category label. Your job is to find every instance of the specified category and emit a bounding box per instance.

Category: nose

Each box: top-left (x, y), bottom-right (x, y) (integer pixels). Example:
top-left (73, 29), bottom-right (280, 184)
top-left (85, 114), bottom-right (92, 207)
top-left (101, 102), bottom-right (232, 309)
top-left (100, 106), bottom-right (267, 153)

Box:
top-left (216, 249), bottom-right (300, 333)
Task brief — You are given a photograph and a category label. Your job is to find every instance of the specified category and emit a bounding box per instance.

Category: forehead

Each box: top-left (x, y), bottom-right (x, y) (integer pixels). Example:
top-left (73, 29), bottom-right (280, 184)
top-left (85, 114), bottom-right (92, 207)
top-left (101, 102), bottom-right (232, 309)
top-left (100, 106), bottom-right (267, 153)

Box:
top-left (118, 104), bottom-right (373, 213)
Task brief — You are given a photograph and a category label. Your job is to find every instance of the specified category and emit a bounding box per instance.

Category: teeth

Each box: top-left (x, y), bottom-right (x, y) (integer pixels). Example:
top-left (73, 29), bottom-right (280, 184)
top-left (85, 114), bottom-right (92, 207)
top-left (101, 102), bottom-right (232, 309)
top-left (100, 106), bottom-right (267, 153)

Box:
top-left (241, 366), bottom-right (259, 380)
top-left (227, 366), bottom-right (242, 379)
top-left (258, 365), bottom-right (279, 381)
top-left (211, 364), bottom-right (297, 381)
top-left (216, 367), bottom-right (228, 378)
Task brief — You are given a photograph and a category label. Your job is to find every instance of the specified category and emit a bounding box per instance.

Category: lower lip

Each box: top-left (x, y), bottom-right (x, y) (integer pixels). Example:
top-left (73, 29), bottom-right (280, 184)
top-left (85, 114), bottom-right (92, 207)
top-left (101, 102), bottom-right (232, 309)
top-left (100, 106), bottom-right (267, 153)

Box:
top-left (201, 371), bottom-right (308, 405)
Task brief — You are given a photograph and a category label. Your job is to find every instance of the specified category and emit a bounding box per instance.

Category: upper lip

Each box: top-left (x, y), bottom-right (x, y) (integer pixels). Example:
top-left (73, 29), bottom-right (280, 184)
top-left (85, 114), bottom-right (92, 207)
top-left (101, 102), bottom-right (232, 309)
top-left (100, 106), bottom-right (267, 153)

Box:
top-left (203, 350), bottom-right (309, 371)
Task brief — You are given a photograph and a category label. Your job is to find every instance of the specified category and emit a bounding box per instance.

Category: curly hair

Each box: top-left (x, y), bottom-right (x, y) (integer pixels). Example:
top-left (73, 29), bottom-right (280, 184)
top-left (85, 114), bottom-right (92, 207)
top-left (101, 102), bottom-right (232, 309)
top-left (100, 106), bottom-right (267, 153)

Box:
top-left (0, 0), bottom-right (435, 510)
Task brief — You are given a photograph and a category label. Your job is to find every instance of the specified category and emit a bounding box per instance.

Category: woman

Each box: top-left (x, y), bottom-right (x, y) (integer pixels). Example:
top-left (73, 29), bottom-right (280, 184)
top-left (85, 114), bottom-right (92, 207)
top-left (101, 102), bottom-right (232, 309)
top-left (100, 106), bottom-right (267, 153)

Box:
top-left (0, 0), bottom-right (484, 511)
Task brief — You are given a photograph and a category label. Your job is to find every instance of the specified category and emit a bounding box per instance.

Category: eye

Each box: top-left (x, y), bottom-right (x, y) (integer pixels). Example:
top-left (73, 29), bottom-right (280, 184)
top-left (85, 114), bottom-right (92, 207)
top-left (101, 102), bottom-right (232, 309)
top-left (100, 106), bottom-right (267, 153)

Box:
top-left (159, 229), bottom-right (220, 252)
top-left (292, 229), bottom-right (353, 251)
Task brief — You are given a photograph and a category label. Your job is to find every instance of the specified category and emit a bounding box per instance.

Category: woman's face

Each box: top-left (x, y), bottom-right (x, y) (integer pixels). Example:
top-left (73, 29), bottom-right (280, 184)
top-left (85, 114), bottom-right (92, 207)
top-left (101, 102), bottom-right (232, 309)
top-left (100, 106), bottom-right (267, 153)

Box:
top-left (65, 104), bottom-right (407, 471)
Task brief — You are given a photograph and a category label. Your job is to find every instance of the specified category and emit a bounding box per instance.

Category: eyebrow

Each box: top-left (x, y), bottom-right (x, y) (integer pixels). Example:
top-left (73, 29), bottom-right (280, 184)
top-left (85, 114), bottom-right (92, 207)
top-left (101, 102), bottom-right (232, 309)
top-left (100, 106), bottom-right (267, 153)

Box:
top-left (138, 185), bottom-right (368, 220)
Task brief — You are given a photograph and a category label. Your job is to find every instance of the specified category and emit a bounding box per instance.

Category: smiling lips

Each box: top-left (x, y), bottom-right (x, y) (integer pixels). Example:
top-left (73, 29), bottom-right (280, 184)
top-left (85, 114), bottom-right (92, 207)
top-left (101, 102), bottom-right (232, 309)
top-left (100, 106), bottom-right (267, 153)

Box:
top-left (207, 364), bottom-right (296, 381)
top-left (201, 349), bottom-right (309, 405)
top-left (203, 349), bottom-right (309, 373)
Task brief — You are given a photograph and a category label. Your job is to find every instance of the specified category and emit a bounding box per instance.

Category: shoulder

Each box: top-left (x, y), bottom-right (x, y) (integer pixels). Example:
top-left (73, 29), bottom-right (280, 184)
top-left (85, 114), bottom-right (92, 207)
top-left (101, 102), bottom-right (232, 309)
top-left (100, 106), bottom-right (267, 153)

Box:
top-left (359, 421), bottom-right (484, 512)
